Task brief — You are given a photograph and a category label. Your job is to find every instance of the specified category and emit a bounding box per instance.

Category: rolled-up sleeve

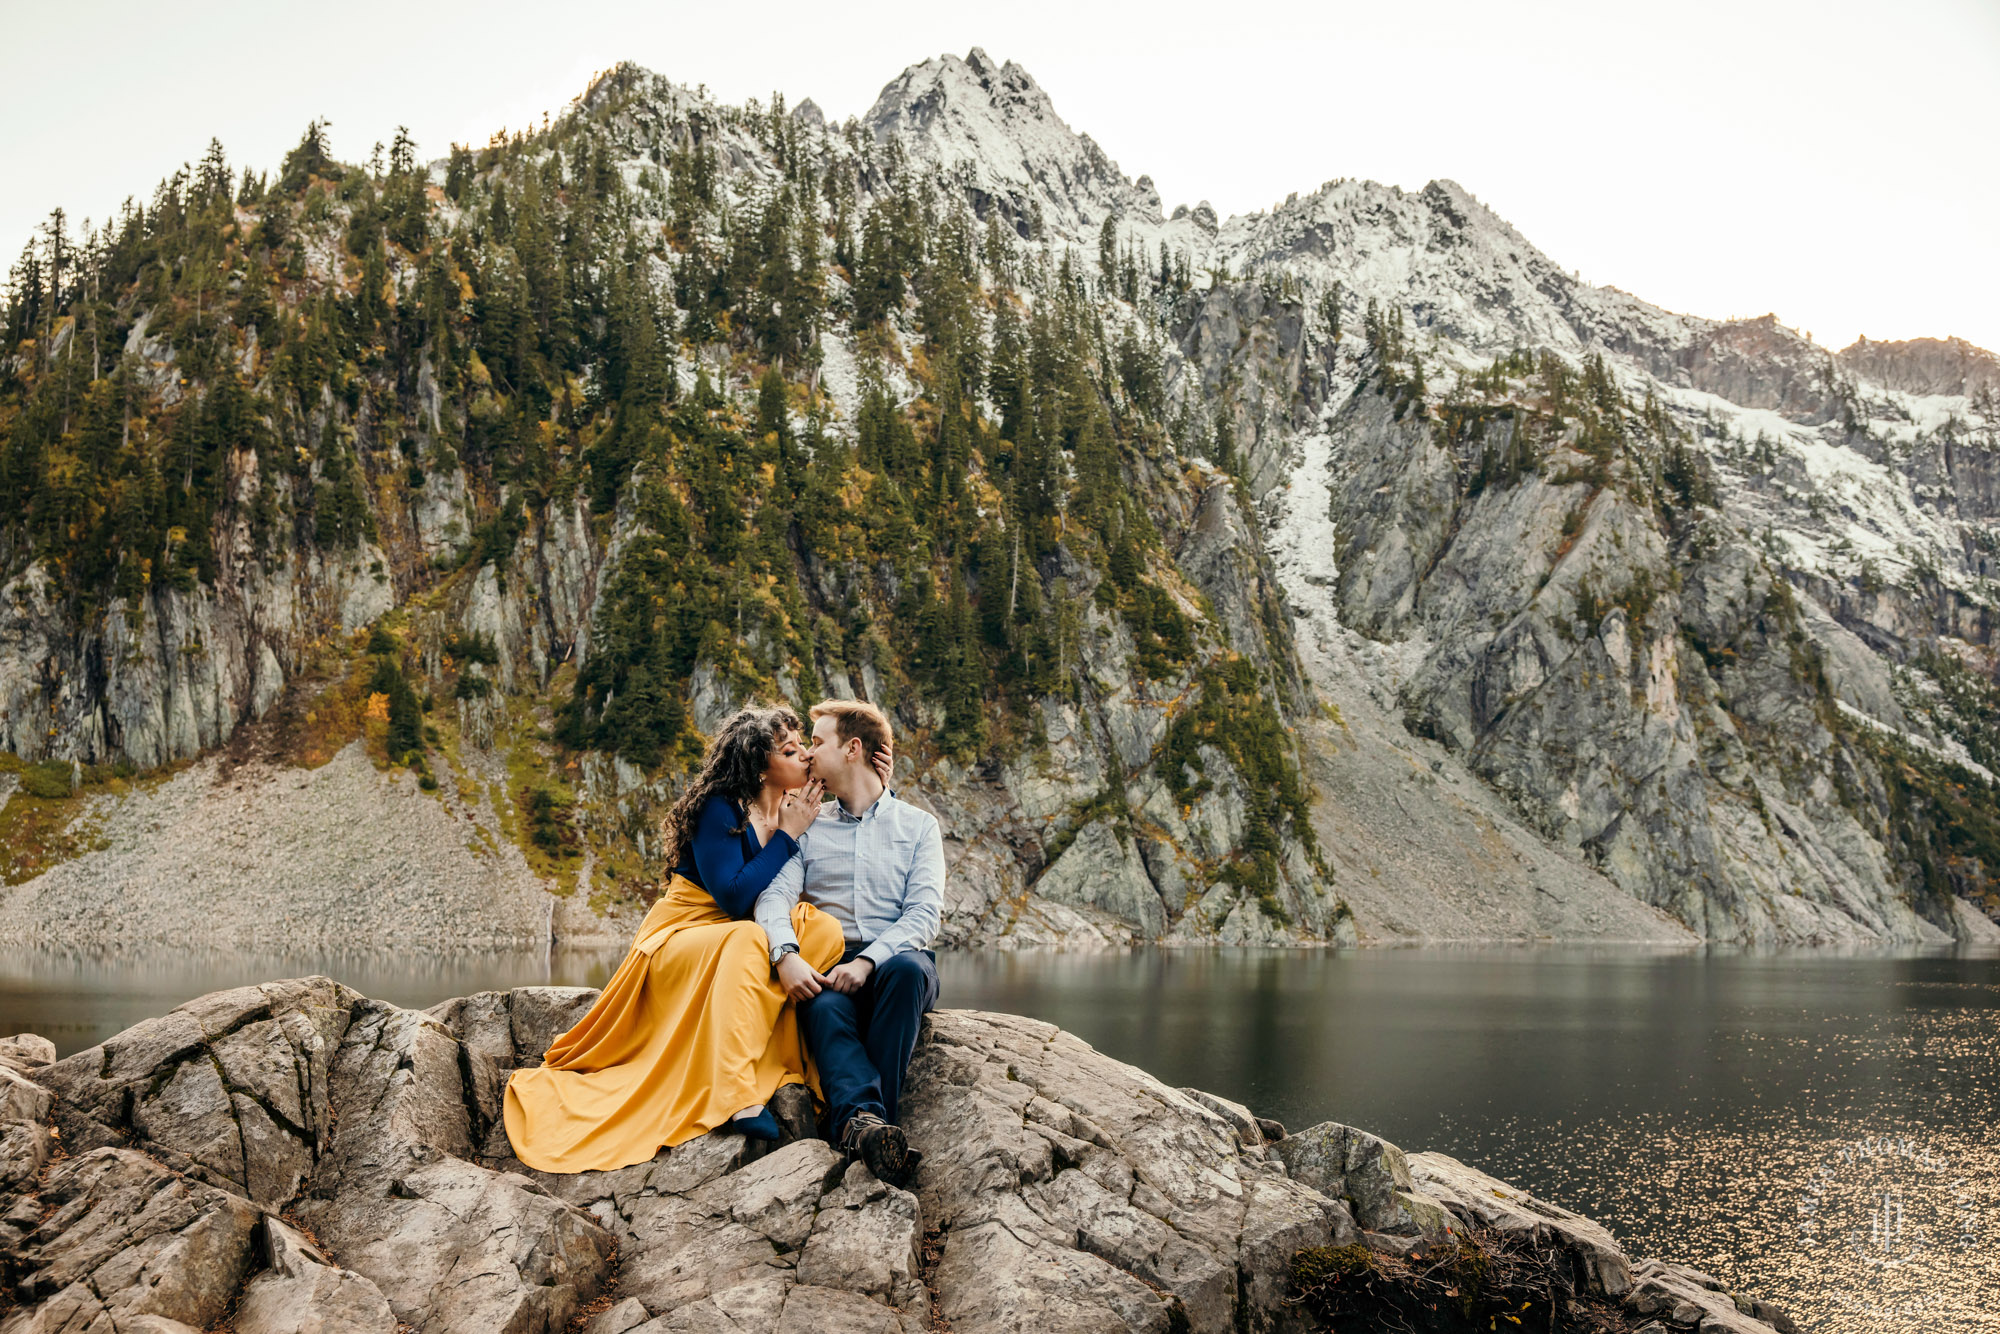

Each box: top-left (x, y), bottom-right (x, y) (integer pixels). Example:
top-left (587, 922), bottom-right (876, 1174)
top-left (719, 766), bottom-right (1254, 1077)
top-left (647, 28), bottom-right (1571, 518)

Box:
top-left (754, 850), bottom-right (805, 955)
top-left (860, 814), bottom-right (944, 967)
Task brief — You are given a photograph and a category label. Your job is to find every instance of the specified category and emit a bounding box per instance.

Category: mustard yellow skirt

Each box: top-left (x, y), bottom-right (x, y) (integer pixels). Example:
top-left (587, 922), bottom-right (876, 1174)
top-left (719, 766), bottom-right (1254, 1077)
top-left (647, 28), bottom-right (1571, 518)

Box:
top-left (503, 873), bottom-right (847, 1173)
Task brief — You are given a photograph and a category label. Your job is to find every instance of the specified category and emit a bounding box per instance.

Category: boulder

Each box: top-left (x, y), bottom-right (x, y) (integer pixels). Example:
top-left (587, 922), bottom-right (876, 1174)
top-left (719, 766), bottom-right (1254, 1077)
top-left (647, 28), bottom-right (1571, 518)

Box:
top-left (233, 1217), bottom-right (398, 1334)
top-left (480, 1127), bottom-right (927, 1330)
top-left (904, 1009), bottom-right (1355, 1333)
top-left (0, 1147), bottom-right (261, 1332)
top-left (1406, 1150), bottom-right (1631, 1295)
top-left (1274, 1120), bottom-right (1452, 1237)
top-left (288, 999), bottom-right (615, 1333)
top-left (33, 976), bottom-right (361, 1205)
top-left (0, 1034), bottom-right (54, 1076)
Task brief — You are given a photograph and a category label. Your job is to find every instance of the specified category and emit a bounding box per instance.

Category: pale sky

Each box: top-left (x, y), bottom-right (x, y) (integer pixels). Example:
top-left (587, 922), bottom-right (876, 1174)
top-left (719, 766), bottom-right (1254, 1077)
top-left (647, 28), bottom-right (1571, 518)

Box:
top-left (4, 0), bottom-right (1996, 355)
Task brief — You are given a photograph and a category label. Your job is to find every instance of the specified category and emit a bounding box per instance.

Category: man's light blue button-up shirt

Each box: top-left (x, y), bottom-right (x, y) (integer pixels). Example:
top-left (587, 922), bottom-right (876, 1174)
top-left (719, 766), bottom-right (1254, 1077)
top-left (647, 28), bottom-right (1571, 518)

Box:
top-left (754, 789), bottom-right (945, 968)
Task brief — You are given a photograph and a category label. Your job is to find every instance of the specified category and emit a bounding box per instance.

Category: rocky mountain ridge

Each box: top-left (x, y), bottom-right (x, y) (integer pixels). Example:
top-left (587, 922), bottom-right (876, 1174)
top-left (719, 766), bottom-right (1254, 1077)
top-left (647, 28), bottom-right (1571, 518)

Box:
top-left (0, 50), bottom-right (1995, 948)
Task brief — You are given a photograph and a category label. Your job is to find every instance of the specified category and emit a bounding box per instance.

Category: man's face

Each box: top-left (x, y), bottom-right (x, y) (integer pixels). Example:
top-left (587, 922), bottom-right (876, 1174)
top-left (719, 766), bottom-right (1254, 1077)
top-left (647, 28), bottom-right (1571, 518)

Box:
top-left (806, 715), bottom-right (853, 782)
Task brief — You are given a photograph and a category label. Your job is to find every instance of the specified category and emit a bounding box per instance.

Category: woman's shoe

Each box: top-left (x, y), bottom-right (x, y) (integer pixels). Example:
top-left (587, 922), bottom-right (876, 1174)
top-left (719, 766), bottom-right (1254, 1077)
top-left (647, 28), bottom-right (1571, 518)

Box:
top-left (725, 1107), bottom-right (784, 1141)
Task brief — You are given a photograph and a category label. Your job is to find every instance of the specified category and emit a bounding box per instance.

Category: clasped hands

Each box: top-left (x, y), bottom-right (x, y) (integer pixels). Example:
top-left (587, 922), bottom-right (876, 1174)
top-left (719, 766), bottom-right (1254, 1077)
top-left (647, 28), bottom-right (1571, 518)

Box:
top-left (777, 951), bottom-right (871, 1000)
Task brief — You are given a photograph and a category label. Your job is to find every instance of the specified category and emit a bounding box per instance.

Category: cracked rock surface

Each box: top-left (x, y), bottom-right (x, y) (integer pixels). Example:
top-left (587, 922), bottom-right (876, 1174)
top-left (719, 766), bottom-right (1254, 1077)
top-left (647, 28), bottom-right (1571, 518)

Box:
top-left (2, 980), bottom-right (1791, 1334)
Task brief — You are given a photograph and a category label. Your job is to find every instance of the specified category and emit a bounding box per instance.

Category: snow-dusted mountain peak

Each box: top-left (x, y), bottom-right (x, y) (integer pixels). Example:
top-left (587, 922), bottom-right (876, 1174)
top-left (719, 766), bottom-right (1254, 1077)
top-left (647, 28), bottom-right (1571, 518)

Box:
top-left (865, 49), bottom-right (1155, 240)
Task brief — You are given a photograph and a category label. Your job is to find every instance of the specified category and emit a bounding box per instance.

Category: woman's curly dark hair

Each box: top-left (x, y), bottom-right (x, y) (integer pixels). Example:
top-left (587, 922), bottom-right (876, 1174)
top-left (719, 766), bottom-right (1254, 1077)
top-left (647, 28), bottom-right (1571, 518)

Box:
top-left (661, 705), bottom-right (802, 871)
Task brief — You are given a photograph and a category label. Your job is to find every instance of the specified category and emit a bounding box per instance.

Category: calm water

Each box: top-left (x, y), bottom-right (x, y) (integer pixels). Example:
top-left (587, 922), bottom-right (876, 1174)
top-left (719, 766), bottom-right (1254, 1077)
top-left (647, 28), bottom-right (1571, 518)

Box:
top-left (3, 944), bottom-right (1996, 1331)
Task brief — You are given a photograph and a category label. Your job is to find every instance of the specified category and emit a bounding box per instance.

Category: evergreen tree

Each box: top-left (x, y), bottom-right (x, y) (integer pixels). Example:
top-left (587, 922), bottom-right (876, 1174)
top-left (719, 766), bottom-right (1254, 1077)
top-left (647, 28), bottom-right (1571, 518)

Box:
top-left (195, 139), bottom-right (231, 206)
top-left (279, 119), bottom-right (335, 192)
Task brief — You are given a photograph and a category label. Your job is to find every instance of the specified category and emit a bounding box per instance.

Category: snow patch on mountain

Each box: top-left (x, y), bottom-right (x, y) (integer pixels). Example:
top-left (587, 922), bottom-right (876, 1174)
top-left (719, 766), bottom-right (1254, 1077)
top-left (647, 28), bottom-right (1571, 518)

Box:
top-left (1837, 699), bottom-right (1995, 783)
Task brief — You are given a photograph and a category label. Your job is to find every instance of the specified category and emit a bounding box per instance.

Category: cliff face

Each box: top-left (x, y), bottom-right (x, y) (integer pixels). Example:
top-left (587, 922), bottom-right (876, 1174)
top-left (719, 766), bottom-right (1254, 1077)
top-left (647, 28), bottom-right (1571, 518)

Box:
top-left (1835, 335), bottom-right (2000, 402)
top-left (2, 51), bottom-right (1997, 949)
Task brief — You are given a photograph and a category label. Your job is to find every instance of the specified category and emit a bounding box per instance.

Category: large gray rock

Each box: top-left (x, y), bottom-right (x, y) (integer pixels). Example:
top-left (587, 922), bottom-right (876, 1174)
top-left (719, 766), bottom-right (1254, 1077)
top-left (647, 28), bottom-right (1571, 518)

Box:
top-left (20, 981), bottom-right (617, 1334)
top-left (903, 1009), bottom-right (1354, 1333)
top-left (479, 1127), bottom-right (926, 1332)
top-left (1406, 1150), bottom-right (1632, 1295)
top-left (1274, 1120), bottom-right (1454, 1237)
top-left (33, 976), bottom-right (360, 1206)
top-left (0, 1147), bottom-right (262, 1333)
top-left (233, 1217), bottom-right (397, 1334)
top-left (290, 999), bottom-right (615, 1333)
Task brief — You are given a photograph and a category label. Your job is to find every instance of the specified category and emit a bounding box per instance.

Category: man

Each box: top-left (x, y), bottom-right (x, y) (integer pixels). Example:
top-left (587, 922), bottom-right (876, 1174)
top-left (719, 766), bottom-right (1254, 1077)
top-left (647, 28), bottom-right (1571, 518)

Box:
top-left (755, 700), bottom-right (942, 1187)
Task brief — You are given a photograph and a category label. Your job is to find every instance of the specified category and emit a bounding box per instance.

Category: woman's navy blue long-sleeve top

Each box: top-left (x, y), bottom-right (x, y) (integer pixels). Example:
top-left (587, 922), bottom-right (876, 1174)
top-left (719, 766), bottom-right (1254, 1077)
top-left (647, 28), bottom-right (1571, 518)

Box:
top-left (673, 794), bottom-right (800, 919)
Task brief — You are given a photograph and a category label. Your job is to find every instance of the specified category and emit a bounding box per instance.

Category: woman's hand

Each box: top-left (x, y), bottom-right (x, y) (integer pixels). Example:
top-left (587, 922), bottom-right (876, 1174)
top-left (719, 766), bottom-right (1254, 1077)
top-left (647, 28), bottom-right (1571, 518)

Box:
top-left (776, 952), bottom-right (828, 1000)
top-left (872, 740), bottom-right (895, 788)
top-left (778, 777), bottom-right (824, 839)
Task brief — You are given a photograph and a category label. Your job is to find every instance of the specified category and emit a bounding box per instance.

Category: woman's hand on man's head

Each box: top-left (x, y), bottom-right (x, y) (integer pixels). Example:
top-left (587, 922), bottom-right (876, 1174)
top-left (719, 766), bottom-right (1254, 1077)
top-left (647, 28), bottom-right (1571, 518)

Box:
top-left (872, 739), bottom-right (895, 788)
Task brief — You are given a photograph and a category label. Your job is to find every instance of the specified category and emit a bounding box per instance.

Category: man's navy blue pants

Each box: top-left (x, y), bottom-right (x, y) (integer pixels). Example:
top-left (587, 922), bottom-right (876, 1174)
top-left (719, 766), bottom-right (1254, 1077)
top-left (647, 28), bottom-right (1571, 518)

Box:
top-left (798, 946), bottom-right (938, 1140)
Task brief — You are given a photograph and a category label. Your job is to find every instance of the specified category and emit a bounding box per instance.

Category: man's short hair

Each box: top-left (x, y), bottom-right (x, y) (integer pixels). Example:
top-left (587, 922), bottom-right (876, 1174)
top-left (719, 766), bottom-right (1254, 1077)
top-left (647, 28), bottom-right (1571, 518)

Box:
top-left (810, 699), bottom-right (893, 760)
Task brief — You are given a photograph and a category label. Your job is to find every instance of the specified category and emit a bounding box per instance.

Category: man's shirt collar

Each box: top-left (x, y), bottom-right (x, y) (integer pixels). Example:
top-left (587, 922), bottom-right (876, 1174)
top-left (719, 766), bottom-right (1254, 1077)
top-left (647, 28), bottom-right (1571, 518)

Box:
top-left (834, 786), bottom-right (892, 823)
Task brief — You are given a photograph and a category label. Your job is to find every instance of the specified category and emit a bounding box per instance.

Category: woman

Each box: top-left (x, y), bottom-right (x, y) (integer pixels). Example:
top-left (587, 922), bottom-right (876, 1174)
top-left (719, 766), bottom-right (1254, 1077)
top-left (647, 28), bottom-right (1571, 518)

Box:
top-left (503, 706), bottom-right (854, 1173)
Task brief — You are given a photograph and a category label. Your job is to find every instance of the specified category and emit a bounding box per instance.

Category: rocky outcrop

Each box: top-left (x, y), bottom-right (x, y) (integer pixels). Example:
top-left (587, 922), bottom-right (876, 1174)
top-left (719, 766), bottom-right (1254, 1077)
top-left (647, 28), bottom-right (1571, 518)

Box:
top-left (1171, 281), bottom-right (1316, 502)
top-left (1836, 335), bottom-right (2000, 401)
top-left (0, 981), bottom-right (1795, 1334)
top-left (2, 1147), bottom-right (263, 1333)
top-left (1665, 316), bottom-right (1844, 423)
top-left (863, 47), bottom-right (1160, 242)
top-left (0, 523), bottom-right (395, 771)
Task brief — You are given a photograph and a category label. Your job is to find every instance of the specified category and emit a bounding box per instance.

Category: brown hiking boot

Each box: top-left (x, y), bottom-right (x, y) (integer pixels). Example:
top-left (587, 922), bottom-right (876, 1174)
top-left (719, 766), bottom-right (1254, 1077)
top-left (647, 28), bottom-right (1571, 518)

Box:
top-left (840, 1112), bottom-right (911, 1186)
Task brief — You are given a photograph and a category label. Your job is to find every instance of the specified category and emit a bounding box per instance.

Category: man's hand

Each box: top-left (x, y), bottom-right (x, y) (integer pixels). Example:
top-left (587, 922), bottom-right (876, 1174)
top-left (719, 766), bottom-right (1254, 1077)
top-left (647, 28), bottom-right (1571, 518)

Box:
top-left (824, 958), bottom-right (875, 994)
top-left (776, 952), bottom-right (829, 1001)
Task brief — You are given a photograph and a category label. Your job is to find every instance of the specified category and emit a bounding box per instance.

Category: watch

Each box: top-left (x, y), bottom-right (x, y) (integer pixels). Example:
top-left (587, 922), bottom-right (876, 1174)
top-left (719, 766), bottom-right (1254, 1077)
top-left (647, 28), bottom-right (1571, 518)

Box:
top-left (770, 942), bottom-right (800, 967)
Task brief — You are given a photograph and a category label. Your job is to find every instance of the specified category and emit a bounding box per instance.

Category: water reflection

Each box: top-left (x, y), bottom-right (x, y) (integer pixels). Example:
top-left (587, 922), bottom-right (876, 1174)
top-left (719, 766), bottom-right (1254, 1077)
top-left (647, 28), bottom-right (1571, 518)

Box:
top-left (1, 943), bottom-right (1994, 1331)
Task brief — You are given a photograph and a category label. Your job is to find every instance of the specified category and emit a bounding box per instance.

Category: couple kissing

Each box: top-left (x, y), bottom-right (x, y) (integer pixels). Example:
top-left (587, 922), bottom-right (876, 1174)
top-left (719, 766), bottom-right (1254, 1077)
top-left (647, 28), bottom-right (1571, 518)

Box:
top-left (503, 699), bottom-right (942, 1188)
